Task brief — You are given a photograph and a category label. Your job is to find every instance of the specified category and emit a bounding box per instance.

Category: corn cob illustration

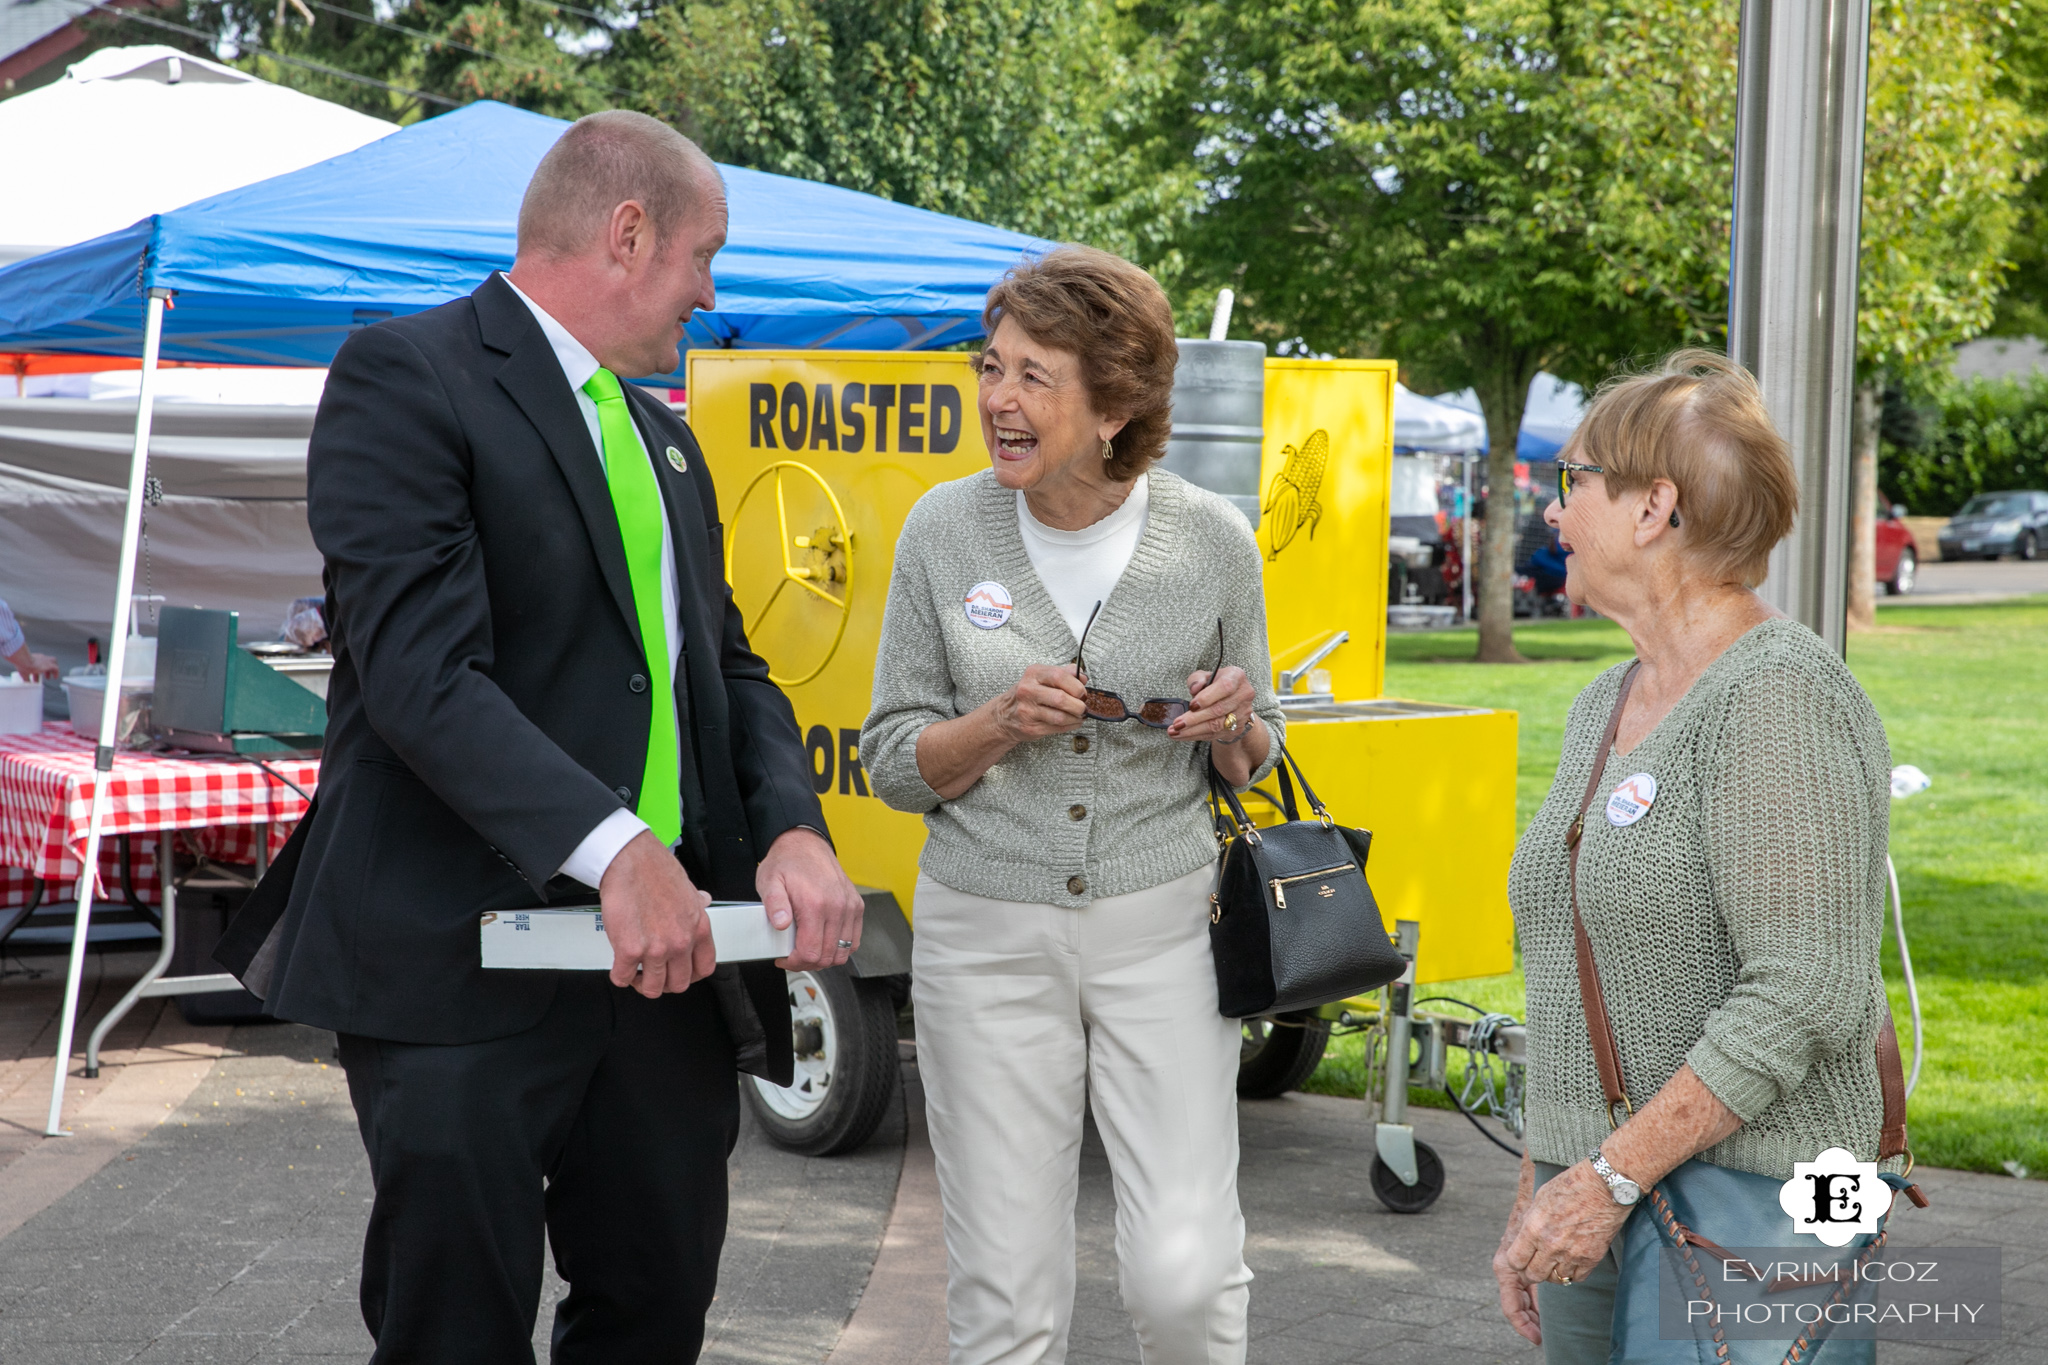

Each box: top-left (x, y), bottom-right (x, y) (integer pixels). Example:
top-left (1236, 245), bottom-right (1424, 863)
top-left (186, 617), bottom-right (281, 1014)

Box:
top-left (1262, 428), bottom-right (1329, 560)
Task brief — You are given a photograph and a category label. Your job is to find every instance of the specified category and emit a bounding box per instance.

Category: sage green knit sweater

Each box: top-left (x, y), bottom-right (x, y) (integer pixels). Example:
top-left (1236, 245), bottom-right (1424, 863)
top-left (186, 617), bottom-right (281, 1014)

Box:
top-left (1508, 619), bottom-right (1897, 1179)
top-left (862, 468), bottom-right (1284, 908)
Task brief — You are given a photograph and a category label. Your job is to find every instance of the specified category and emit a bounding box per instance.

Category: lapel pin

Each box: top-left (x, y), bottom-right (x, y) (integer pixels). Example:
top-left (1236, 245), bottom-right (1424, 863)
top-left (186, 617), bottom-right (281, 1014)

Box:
top-left (666, 445), bottom-right (688, 473)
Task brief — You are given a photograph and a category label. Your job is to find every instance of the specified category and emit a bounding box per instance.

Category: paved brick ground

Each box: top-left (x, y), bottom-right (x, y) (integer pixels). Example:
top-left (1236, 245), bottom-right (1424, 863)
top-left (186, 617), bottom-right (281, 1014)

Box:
top-left (0, 954), bottom-right (2040, 1364)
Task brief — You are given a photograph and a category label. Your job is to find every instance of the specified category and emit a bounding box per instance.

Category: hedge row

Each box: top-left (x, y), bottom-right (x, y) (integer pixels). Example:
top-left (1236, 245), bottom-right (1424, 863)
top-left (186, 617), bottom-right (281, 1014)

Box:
top-left (1885, 375), bottom-right (2048, 516)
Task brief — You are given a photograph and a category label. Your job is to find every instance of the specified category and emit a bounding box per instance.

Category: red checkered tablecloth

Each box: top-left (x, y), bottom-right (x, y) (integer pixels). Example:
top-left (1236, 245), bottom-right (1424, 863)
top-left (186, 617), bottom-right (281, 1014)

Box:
top-left (0, 724), bottom-right (319, 907)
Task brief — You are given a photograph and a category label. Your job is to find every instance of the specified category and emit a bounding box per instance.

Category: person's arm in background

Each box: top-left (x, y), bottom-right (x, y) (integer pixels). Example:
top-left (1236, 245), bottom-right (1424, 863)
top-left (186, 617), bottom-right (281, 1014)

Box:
top-left (0, 599), bottom-right (57, 681)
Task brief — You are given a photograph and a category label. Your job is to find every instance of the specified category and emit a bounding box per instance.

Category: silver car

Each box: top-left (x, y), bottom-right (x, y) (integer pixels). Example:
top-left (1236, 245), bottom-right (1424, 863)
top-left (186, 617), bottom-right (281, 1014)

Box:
top-left (1938, 490), bottom-right (2048, 561)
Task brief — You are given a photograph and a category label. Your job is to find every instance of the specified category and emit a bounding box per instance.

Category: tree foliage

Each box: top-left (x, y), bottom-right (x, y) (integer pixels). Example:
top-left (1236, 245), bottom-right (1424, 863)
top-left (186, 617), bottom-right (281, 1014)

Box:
top-left (81, 0), bottom-right (626, 123)
top-left (1885, 374), bottom-right (2048, 513)
top-left (609, 0), bottom-right (1198, 257)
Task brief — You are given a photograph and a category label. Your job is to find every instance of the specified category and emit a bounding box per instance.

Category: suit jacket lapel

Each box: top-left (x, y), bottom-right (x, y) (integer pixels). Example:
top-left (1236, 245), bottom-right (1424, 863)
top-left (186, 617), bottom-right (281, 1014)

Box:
top-left (475, 276), bottom-right (643, 654)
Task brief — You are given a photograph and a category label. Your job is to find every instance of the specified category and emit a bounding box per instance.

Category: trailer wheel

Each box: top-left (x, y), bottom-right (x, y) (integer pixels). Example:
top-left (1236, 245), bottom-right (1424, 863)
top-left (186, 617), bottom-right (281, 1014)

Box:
top-left (1236, 1012), bottom-right (1332, 1098)
top-left (1371, 1140), bottom-right (1445, 1213)
top-left (744, 967), bottom-right (901, 1156)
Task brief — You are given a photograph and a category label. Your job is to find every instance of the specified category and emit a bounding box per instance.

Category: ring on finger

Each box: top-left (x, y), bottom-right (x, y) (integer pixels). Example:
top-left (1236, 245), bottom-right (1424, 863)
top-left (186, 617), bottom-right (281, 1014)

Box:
top-left (1223, 711), bottom-right (1239, 731)
top-left (836, 939), bottom-right (854, 950)
top-left (1552, 1269), bottom-right (1573, 1285)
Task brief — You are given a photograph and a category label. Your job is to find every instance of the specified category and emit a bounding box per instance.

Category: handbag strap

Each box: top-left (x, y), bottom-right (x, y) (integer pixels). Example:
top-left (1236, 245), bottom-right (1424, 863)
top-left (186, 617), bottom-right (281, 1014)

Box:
top-left (1567, 662), bottom-right (1917, 1166)
top-left (1567, 663), bottom-right (1640, 1127)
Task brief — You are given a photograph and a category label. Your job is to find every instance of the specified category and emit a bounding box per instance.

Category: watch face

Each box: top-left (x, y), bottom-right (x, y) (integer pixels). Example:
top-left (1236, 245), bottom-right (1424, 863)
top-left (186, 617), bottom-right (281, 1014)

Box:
top-left (1613, 1181), bottom-right (1642, 1206)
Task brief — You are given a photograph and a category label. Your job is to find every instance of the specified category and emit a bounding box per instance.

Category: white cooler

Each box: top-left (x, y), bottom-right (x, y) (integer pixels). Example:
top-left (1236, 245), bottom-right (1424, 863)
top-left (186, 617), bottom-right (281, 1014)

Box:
top-left (0, 675), bottom-right (42, 735)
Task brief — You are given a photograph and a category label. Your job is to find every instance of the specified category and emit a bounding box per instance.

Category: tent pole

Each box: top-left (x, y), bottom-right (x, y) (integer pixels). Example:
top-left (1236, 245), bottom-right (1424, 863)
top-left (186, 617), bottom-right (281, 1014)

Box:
top-left (44, 286), bottom-right (172, 1139)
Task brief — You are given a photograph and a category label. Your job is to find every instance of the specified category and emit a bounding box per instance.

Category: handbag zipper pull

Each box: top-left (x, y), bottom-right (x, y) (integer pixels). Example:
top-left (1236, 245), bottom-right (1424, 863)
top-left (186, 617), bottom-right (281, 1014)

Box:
top-left (1270, 878), bottom-right (1286, 910)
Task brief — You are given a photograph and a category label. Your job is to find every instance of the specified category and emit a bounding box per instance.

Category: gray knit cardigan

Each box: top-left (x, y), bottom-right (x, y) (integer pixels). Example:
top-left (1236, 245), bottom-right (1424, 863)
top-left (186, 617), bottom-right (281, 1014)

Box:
top-left (862, 469), bottom-right (1285, 908)
top-left (1509, 619), bottom-right (1897, 1179)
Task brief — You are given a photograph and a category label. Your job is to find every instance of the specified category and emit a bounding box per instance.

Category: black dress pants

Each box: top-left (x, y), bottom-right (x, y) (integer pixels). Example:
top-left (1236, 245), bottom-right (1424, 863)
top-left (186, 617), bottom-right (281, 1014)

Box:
top-left (337, 974), bottom-right (739, 1364)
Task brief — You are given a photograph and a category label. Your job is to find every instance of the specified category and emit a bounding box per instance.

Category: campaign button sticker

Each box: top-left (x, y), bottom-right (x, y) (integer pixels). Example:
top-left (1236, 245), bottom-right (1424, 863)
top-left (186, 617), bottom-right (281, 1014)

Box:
top-left (1605, 772), bottom-right (1658, 827)
top-left (665, 445), bottom-right (688, 473)
top-left (964, 581), bottom-right (1014, 629)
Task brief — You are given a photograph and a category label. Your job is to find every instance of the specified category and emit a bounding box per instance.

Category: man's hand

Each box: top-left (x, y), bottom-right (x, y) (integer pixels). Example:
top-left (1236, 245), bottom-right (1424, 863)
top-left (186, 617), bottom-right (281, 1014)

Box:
top-left (758, 827), bottom-right (863, 971)
top-left (598, 828), bottom-right (715, 998)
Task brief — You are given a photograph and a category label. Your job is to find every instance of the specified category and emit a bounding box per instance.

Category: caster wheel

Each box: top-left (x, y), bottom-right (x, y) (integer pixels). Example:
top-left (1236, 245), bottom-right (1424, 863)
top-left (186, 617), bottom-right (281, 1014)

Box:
top-left (1370, 1139), bottom-right (1445, 1213)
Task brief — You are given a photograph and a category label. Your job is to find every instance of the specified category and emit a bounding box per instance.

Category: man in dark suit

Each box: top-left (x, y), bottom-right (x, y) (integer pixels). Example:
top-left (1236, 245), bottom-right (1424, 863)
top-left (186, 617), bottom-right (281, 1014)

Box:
top-left (219, 111), bottom-right (864, 1362)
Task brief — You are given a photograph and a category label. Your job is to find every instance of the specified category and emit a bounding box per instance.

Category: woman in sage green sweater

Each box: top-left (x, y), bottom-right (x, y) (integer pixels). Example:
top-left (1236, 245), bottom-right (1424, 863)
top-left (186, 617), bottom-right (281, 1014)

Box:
top-left (1493, 352), bottom-right (1900, 1363)
top-left (862, 247), bottom-right (1283, 1365)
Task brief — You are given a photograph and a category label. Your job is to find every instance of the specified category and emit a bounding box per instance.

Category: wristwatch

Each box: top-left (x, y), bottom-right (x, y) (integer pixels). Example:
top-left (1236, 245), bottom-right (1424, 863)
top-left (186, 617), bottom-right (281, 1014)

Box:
top-left (1589, 1149), bottom-right (1642, 1206)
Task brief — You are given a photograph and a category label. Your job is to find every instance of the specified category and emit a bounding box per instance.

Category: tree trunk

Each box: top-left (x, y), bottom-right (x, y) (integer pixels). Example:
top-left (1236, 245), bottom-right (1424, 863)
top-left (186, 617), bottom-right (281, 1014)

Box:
top-left (1475, 370), bottom-right (1531, 663)
top-left (1847, 379), bottom-right (1881, 631)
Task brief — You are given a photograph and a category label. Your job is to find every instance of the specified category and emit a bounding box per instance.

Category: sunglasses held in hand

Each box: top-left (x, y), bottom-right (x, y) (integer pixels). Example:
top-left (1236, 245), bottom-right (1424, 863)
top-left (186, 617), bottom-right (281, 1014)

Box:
top-left (1073, 603), bottom-right (1226, 729)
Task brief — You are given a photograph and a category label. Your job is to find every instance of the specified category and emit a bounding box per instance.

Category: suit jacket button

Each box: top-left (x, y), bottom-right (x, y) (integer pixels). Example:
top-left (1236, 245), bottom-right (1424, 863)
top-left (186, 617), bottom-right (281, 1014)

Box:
top-left (629, 674), bottom-right (648, 693)
top-left (1072, 734), bottom-right (1090, 754)
top-left (1068, 804), bottom-right (1086, 821)
top-left (1066, 875), bottom-right (1086, 896)
top-left (614, 786), bottom-right (633, 804)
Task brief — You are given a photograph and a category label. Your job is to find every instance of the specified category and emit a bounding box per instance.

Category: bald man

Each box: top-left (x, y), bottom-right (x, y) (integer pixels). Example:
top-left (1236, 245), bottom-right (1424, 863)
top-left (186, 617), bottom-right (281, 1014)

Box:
top-left (220, 111), bottom-right (863, 1362)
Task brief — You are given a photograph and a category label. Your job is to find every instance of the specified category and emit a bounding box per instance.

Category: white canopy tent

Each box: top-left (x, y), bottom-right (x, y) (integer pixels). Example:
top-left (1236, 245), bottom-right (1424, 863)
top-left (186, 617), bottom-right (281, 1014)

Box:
top-left (0, 46), bottom-right (396, 268)
top-left (1392, 382), bottom-right (1487, 453)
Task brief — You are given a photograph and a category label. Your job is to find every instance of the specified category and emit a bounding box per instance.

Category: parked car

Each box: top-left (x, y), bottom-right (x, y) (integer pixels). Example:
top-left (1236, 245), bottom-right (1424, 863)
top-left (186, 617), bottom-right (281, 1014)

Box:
top-left (1937, 489), bottom-right (2048, 562)
top-left (1875, 498), bottom-right (1919, 596)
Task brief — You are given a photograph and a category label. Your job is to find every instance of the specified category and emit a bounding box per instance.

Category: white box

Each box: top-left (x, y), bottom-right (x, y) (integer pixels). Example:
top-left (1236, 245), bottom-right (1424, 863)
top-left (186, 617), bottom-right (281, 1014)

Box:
top-left (0, 676), bottom-right (42, 736)
top-left (480, 901), bottom-right (792, 970)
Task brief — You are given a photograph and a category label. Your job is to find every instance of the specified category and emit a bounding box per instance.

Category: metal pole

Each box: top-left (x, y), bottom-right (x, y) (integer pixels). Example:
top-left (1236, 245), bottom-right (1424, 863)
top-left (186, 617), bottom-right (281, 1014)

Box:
top-left (1727, 0), bottom-right (1871, 656)
top-left (45, 286), bottom-right (171, 1138)
top-left (1461, 454), bottom-right (1475, 623)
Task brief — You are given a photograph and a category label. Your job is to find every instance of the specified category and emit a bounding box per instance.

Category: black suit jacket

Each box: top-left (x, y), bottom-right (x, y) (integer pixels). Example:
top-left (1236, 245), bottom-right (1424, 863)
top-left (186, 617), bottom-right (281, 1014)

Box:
top-left (220, 275), bottom-right (822, 1074)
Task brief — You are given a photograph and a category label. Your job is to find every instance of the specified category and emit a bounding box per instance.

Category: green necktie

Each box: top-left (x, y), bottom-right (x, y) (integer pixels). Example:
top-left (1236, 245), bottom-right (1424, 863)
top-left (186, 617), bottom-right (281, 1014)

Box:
top-left (582, 367), bottom-right (682, 846)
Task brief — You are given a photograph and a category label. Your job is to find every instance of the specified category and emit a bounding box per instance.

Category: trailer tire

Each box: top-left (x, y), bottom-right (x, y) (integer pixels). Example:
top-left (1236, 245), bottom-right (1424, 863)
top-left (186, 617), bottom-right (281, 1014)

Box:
top-left (1236, 1012), bottom-right (1332, 1098)
top-left (743, 967), bottom-right (901, 1157)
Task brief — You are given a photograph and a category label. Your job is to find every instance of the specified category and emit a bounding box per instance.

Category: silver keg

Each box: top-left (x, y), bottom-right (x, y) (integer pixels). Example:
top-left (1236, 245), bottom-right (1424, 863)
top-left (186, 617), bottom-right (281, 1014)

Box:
top-left (1162, 339), bottom-right (1266, 529)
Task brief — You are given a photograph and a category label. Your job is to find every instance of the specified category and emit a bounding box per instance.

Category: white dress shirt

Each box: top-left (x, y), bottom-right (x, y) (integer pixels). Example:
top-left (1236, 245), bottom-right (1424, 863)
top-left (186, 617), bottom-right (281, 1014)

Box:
top-left (1016, 474), bottom-right (1150, 642)
top-left (502, 276), bottom-right (685, 889)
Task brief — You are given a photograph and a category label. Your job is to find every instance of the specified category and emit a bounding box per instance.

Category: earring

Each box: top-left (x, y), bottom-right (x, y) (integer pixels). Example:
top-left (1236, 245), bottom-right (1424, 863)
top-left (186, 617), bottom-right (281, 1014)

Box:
top-left (1669, 510), bottom-right (1682, 528)
top-left (1101, 438), bottom-right (1114, 462)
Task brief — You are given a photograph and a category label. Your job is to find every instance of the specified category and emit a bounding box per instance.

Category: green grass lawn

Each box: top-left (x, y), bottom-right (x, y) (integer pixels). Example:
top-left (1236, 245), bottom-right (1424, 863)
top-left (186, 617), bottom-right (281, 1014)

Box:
top-left (1302, 599), bottom-right (2048, 1179)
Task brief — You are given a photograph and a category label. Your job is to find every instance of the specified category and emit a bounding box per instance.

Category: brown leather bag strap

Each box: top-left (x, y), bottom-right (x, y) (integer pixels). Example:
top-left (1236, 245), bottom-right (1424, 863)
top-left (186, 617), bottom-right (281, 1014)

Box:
top-left (1876, 1012), bottom-right (1910, 1160)
top-left (1567, 662), bottom-right (1640, 1127)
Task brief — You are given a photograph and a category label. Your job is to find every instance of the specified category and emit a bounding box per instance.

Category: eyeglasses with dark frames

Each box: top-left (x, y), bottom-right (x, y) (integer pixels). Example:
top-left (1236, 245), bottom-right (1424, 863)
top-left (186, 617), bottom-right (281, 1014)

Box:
top-left (1073, 603), bottom-right (1225, 728)
top-left (1557, 459), bottom-right (1605, 507)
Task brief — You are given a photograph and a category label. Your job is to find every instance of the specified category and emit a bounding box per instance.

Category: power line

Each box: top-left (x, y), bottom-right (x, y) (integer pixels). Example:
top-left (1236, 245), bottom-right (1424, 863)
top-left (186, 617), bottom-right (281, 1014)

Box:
top-left (297, 0), bottom-right (647, 105)
top-left (87, 3), bottom-right (461, 106)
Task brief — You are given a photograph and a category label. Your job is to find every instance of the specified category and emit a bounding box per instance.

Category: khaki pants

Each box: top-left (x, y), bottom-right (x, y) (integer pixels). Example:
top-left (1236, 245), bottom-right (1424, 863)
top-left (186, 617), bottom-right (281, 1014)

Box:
top-left (912, 866), bottom-right (1251, 1365)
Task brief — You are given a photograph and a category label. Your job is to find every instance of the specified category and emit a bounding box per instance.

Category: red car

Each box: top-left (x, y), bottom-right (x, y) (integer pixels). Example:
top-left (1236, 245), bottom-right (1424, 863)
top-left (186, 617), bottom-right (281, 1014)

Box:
top-left (1877, 496), bottom-right (1919, 595)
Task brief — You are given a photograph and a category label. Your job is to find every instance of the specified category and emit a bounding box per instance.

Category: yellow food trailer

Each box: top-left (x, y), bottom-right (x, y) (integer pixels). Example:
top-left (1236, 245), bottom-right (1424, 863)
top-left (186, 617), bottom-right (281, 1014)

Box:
top-left (689, 348), bottom-right (1517, 1171)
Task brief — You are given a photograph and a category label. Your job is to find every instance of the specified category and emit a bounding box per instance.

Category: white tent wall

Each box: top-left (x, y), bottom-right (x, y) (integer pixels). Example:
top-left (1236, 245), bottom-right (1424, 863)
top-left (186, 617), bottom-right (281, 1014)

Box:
top-left (0, 480), bottom-right (319, 674)
top-left (0, 398), bottom-right (317, 695)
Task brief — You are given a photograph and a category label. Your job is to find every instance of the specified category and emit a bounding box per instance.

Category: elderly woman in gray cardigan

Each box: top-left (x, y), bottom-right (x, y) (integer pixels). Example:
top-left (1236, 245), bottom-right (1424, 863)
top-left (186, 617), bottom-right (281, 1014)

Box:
top-left (1495, 352), bottom-right (1902, 1364)
top-left (862, 246), bottom-right (1283, 1365)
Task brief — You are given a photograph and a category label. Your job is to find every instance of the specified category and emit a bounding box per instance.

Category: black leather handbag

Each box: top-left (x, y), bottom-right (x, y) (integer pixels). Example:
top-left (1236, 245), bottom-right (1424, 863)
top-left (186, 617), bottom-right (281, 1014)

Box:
top-left (1206, 744), bottom-right (1405, 1017)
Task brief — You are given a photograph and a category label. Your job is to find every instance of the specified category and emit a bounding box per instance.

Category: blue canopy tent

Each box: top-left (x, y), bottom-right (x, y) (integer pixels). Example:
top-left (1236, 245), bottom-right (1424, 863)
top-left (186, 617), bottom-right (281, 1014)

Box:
top-left (0, 100), bottom-right (1049, 370)
top-left (0, 98), bottom-right (1049, 1137)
